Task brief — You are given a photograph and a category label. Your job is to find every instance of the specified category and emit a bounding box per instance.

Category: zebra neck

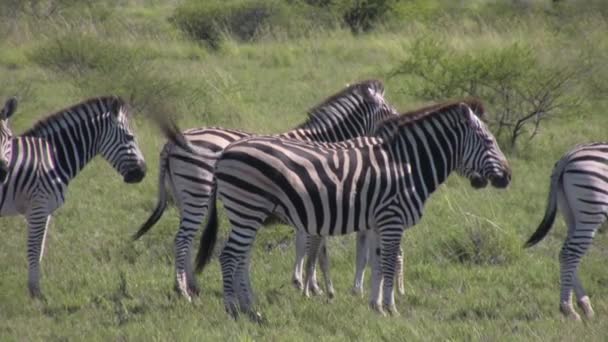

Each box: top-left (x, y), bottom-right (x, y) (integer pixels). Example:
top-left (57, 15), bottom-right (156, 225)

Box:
top-left (392, 119), bottom-right (460, 201)
top-left (28, 113), bottom-right (108, 183)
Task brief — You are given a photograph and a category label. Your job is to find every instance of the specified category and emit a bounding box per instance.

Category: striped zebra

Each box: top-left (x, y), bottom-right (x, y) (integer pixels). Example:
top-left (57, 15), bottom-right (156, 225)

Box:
top-left (0, 96), bottom-right (149, 298)
top-left (525, 143), bottom-right (608, 320)
top-left (0, 97), bottom-right (18, 183)
top-left (193, 99), bottom-right (511, 320)
top-left (132, 80), bottom-right (402, 301)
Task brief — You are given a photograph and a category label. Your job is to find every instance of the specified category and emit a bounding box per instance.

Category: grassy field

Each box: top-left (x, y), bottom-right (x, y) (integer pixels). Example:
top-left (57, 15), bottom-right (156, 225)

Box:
top-left (1, 0), bottom-right (608, 340)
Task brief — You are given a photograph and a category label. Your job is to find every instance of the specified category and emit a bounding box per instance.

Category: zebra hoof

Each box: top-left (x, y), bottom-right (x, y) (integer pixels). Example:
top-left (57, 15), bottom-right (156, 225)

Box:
top-left (247, 310), bottom-right (265, 325)
top-left (560, 303), bottom-right (581, 321)
top-left (188, 284), bottom-right (201, 297)
top-left (385, 304), bottom-right (400, 317)
top-left (292, 278), bottom-right (304, 291)
top-left (28, 284), bottom-right (45, 301)
top-left (173, 283), bottom-right (193, 302)
top-left (225, 302), bottom-right (240, 320)
top-left (577, 296), bottom-right (595, 319)
top-left (369, 301), bottom-right (387, 316)
top-left (351, 286), bottom-right (364, 297)
top-left (310, 283), bottom-right (324, 296)
top-left (327, 288), bottom-right (336, 300)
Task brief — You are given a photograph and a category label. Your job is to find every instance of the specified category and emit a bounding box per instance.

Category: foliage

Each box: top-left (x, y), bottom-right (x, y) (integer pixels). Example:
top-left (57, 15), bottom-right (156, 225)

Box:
top-left (171, 0), bottom-right (334, 49)
top-left (391, 37), bottom-right (588, 149)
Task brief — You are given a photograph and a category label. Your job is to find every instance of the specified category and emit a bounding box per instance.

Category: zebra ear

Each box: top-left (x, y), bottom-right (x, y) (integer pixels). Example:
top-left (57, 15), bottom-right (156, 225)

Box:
top-left (1, 97), bottom-right (17, 119)
top-left (109, 96), bottom-right (124, 118)
top-left (458, 103), bottom-right (478, 127)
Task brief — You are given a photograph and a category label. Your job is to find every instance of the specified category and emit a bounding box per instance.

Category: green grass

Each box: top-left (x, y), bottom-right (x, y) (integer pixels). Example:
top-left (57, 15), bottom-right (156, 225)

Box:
top-left (1, 0), bottom-right (608, 340)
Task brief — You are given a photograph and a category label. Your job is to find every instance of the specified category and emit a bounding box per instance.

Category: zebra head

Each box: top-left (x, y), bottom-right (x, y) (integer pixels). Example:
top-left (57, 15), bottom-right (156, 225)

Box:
top-left (99, 96), bottom-right (146, 184)
top-left (0, 97), bottom-right (17, 183)
top-left (458, 103), bottom-right (511, 189)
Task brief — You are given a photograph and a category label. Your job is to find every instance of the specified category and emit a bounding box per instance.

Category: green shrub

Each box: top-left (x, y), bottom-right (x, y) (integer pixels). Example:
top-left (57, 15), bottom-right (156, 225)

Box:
top-left (172, 0), bottom-right (281, 49)
top-left (28, 34), bottom-right (142, 76)
top-left (391, 36), bottom-right (588, 149)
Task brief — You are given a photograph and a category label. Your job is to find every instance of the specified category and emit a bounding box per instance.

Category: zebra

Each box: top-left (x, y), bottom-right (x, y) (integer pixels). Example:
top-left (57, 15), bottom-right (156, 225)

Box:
top-left (193, 98), bottom-right (511, 320)
top-left (132, 80), bottom-right (403, 301)
top-left (0, 97), bottom-right (18, 183)
top-left (0, 96), bottom-right (149, 299)
top-left (525, 142), bottom-right (608, 321)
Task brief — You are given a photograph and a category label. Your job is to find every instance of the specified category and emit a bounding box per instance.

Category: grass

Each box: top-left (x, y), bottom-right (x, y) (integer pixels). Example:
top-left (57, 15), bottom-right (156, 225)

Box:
top-left (1, 0), bottom-right (608, 340)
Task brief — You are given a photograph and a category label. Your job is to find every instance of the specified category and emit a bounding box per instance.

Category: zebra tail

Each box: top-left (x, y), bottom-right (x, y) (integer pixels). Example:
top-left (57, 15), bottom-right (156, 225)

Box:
top-left (133, 144), bottom-right (171, 240)
top-left (195, 183), bottom-right (219, 273)
top-left (524, 159), bottom-right (566, 248)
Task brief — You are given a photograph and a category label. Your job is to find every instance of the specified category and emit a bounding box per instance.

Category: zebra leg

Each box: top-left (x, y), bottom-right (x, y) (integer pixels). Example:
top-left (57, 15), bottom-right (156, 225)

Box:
top-left (292, 230), bottom-right (306, 290)
top-left (219, 245), bottom-right (240, 319)
top-left (396, 247), bottom-right (405, 296)
top-left (379, 229), bottom-right (403, 316)
top-left (352, 231), bottom-right (370, 296)
top-left (174, 212), bottom-right (206, 301)
top-left (219, 212), bottom-right (264, 321)
top-left (367, 231), bottom-right (385, 315)
top-left (571, 226), bottom-right (596, 319)
top-left (558, 243), bottom-right (582, 321)
top-left (307, 235), bottom-right (323, 296)
top-left (318, 241), bottom-right (335, 299)
top-left (26, 211), bottom-right (51, 299)
top-left (303, 235), bottom-right (323, 298)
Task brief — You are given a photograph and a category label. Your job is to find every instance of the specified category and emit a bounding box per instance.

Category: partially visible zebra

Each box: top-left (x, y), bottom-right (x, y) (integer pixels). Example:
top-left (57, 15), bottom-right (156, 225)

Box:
top-left (0, 96), bottom-right (149, 298)
top-left (132, 80), bottom-right (401, 301)
top-left (0, 97), bottom-right (18, 183)
top-left (193, 99), bottom-right (511, 320)
top-left (525, 143), bottom-right (608, 320)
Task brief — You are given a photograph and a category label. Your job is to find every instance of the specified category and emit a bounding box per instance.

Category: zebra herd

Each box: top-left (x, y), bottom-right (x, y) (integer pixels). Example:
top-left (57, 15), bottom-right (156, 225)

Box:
top-left (0, 80), bottom-right (604, 322)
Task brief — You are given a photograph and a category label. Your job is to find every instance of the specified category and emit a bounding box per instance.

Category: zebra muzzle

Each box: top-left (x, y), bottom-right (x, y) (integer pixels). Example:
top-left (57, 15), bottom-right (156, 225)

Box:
top-left (0, 160), bottom-right (8, 183)
top-left (123, 163), bottom-right (146, 183)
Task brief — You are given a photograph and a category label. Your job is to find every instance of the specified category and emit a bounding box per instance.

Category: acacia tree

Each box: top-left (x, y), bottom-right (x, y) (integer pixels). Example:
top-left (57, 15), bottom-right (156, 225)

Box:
top-left (391, 38), bottom-right (589, 149)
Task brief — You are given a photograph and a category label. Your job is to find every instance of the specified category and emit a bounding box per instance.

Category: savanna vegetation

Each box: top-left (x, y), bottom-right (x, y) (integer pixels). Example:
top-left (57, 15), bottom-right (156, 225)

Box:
top-left (1, 0), bottom-right (607, 340)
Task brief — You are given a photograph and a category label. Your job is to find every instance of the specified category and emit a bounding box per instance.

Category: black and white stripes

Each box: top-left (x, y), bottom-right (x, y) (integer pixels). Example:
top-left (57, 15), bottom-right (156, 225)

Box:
top-left (194, 99), bottom-right (511, 319)
top-left (0, 96), bottom-right (147, 298)
top-left (133, 80), bottom-right (399, 300)
top-left (525, 142), bottom-right (608, 320)
top-left (0, 97), bottom-right (17, 183)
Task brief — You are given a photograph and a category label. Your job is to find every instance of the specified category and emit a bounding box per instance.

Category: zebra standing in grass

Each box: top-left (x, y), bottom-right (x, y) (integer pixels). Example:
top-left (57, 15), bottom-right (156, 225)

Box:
top-left (0, 96), bottom-right (149, 298)
top-left (0, 97), bottom-right (18, 183)
top-left (525, 143), bottom-right (608, 320)
top-left (194, 99), bottom-right (511, 320)
top-left (132, 80), bottom-right (403, 300)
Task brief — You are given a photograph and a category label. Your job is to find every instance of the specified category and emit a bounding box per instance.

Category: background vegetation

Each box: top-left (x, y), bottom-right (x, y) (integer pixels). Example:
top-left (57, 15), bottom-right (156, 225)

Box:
top-left (1, 0), bottom-right (607, 340)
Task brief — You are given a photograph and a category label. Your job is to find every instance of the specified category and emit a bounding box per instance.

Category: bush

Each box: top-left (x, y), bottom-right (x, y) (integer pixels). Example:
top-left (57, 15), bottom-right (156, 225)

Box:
top-left (391, 37), bottom-right (588, 149)
top-left (29, 34), bottom-right (140, 76)
top-left (171, 0), bottom-right (328, 49)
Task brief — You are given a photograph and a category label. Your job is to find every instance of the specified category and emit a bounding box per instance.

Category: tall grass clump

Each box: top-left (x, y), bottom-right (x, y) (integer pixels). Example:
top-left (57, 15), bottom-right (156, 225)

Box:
top-left (27, 32), bottom-right (215, 123)
top-left (438, 216), bottom-right (522, 266)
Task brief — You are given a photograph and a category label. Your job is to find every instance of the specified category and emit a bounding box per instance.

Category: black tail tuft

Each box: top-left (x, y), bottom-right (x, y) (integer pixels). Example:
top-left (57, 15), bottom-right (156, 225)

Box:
top-left (524, 160), bottom-right (563, 248)
top-left (195, 186), bottom-right (219, 273)
top-left (524, 208), bottom-right (557, 248)
top-left (132, 146), bottom-right (171, 240)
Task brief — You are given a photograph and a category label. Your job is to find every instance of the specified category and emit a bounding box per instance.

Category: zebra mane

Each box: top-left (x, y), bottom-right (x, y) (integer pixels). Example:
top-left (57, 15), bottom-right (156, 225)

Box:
top-left (375, 97), bottom-right (486, 141)
top-left (294, 79), bottom-right (386, 129)
top-left (22, 95), bottom-right (126, 137)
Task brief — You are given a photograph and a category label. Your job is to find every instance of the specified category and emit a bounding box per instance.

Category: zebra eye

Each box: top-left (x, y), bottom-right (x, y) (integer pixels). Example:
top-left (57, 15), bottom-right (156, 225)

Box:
top-left (125, 134), bottom-right (134, 142)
